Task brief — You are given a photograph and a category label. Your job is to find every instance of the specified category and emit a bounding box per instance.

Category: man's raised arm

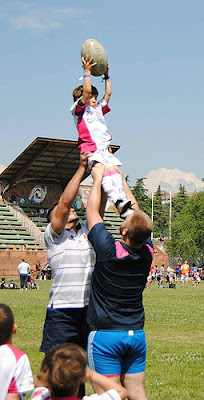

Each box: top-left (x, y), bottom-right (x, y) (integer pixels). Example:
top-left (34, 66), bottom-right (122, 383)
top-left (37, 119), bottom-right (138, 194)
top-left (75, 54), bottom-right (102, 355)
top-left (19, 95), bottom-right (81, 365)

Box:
top-left (51, 153), bottom-right (90, 234)
top-left (86, 163), bottom-right (105, 231)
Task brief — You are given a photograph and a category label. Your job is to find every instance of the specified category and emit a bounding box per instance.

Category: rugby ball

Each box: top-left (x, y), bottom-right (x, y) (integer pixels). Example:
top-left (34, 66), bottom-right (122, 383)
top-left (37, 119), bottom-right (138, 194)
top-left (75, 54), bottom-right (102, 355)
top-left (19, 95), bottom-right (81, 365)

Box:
top-left (81, 38), bottom-right (108, 77)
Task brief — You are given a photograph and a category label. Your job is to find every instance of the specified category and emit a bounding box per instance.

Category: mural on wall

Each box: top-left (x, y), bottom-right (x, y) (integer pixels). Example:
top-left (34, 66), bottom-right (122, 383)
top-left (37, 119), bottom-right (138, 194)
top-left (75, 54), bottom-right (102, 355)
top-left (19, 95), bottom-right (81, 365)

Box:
top-left (28, 186), bottom-right (47, 204)
top-left (1, 180), bottom-right (114, 212)
top-left (1, 182), bottom-right (62, 206)
top-left (1, 182), bottom-right (89, 210)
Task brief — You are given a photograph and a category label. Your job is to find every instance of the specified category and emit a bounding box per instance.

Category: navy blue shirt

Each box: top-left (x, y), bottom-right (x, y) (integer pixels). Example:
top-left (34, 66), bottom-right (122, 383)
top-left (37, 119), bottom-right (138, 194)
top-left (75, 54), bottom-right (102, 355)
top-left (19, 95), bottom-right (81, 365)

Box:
top-left (87, 223), bottom-right (154, 330)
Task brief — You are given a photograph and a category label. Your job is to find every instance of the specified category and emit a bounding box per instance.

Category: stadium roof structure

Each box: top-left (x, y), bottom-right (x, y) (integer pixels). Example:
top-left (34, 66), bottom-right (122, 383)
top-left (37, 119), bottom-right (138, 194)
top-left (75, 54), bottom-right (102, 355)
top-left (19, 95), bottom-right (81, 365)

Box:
top-left (0, 137), bottom-right (120, 190)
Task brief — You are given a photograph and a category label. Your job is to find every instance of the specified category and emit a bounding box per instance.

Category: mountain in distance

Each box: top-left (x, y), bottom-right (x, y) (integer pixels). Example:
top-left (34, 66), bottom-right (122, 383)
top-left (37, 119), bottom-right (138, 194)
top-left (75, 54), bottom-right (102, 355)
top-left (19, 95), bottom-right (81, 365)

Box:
top-left (145, 168), bottom-right (203, 194)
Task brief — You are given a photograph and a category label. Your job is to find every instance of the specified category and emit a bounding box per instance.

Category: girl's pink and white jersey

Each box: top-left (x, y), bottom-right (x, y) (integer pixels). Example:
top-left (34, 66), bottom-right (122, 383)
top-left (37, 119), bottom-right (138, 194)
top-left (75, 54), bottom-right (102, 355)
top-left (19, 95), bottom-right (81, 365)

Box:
top-left (70, 98), bottom-right (112, 154)
top-left (31, 386), bottom-right (121, 400)
top-left (0, 343), bottom-right (34, 399)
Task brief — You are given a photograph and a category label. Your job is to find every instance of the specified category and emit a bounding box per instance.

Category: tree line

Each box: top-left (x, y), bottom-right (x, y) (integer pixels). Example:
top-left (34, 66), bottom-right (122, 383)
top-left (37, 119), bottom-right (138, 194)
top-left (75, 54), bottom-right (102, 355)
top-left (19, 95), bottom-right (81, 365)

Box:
top-left (131, 179), bottom-right (204, 264)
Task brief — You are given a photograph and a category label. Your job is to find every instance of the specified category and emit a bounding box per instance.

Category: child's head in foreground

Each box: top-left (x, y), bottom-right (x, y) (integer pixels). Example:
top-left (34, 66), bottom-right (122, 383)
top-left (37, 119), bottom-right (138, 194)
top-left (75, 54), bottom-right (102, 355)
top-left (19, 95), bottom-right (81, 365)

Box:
top-left (0, 303), bottom-right (15, 345)
top-left (72, 85), bottom-right (99, 107)
top-left (38, 343), bottom-right (87, 397)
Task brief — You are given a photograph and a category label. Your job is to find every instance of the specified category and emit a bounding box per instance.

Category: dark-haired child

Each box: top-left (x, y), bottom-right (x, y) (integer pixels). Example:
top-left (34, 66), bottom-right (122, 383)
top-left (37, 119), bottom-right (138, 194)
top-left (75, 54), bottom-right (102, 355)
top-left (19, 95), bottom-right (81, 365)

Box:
top-left (70, 56), bottom-right (133, 219)
top-left (0, 303), bottom-right (34, 399)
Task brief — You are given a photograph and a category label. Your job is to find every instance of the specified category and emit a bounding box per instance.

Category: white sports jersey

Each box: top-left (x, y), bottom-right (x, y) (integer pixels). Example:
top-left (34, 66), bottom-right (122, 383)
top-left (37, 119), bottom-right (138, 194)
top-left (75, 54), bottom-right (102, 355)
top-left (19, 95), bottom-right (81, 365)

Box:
top-left (70, 98), bottom-right (112, 154)
top-left (0, 343), bottom-right (34, 400)
top-left (31, 387), bottom-right (121, 400)
top-left (18, 261), bottom-right (29, 274)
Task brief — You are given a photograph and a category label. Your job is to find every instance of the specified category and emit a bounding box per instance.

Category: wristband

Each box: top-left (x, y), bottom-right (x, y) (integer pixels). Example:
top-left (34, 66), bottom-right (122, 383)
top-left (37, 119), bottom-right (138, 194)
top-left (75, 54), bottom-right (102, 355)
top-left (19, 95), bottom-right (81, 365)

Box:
top-left (83, 74), bottom-right (91, 78)
top-left (102, 75), bottom-right (110, 82)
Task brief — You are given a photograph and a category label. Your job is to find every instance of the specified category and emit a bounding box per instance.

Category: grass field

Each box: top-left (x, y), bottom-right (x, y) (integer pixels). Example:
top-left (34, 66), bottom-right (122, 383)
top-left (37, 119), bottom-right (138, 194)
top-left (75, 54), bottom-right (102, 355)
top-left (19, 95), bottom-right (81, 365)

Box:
top-left (0, 279), bottom-right (203, 399)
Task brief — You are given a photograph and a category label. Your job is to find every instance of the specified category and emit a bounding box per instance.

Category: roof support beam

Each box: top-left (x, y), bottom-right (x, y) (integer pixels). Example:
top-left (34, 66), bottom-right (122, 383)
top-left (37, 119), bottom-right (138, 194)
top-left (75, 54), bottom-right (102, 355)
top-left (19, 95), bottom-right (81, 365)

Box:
top-left (9, 142), bottom-right (51, 187)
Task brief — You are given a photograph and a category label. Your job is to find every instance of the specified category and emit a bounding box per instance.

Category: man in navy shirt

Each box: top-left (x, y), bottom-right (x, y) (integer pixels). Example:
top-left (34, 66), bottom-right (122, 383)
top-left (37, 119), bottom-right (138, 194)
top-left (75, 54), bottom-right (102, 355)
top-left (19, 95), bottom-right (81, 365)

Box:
top-left (86, 164), bottom-right (154, 400)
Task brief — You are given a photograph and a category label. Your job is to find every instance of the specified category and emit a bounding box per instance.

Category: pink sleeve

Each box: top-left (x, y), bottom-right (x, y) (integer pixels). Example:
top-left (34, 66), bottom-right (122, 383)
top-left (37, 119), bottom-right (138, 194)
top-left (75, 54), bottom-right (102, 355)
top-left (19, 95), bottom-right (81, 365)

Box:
top-left (145, 244), bottom-right (154, 259)
top-left (115, 240), bottom-right (129, 258)
top-left (102, 103), bottom-right (111, 115)
top-left (75, 103), bottom-right (87, 116)
top-left (9, 354), bottom-right (34, 394)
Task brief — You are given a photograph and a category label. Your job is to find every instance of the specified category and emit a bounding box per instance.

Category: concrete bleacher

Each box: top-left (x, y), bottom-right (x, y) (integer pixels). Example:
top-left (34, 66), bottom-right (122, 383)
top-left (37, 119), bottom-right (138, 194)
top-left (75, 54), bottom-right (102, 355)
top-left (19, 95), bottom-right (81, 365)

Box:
top-left (0, 203), bottom-right (40, 250)
top-left (76, 209), bottom-right (122, 239)
top-left (20, 204), bottom-right (123, 239)
top-left (20, 203), bottom-right (48, 234)
top-left (21, 205), bottom-right (123, 239)
top-left (0, 202), bottom-right (122, 250)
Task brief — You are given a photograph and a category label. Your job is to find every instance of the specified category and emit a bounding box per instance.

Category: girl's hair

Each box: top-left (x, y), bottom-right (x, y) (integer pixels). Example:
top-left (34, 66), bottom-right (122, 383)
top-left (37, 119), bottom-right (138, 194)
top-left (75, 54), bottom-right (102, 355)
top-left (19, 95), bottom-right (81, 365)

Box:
top-left (40, 343), bottom-right (87, 397)
top-left (72, 85), bottom-right (98, 102)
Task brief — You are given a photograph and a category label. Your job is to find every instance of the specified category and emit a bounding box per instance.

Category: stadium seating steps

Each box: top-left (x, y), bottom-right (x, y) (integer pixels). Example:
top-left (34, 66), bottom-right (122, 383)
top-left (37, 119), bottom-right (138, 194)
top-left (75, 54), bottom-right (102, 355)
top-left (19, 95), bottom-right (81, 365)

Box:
top-left (0, 204), bottom-right (122, 249)
top-left (0, 204), bottom-right (42, 250)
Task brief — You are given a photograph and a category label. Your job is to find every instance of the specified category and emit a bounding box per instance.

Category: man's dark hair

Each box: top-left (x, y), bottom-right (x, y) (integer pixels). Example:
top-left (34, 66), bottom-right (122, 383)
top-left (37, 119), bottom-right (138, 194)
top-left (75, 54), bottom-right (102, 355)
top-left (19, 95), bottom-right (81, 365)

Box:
top-left (47, 202), bottom-right (59, 223)
top-left (0, 304), bottom-right (14, 345)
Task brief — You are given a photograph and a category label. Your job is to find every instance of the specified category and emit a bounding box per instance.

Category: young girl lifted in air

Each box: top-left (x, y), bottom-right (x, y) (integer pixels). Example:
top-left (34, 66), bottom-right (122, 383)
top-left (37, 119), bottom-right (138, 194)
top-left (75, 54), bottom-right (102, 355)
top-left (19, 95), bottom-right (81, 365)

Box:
top-left (70, 56), bottom-right (133, 219)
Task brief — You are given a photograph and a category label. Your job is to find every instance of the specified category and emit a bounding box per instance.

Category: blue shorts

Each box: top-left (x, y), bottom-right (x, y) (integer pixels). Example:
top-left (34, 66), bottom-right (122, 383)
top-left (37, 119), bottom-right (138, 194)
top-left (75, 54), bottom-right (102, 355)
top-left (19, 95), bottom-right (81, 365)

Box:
top-left (87, 329), bottom-right (146, 375)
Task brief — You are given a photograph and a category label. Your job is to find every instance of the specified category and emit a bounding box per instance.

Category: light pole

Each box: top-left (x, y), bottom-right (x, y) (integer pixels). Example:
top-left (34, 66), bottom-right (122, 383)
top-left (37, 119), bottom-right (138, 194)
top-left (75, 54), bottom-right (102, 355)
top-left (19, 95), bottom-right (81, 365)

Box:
top-left (151, 192), bottom-right (154, 240)
top-left (169, 190), bottom-right (172, 239)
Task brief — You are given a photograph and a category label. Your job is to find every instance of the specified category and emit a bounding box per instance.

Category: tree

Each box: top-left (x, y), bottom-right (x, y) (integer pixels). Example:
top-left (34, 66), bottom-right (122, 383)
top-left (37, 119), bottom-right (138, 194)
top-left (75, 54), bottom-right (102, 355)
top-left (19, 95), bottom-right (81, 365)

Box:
top-left (131, 178), bottom-right (151, 216)
top-left (172, 184), bottom-right (189, 218)
top-left (153, 185), bottom-right (168, 238)
top-left (165, 191), bottom-right (204, 261)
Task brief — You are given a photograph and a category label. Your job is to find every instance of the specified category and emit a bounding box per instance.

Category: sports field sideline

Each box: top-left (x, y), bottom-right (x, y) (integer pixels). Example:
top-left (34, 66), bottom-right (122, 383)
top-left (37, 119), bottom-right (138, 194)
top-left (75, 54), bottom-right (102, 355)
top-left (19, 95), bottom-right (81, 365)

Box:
top-left (0, 280), bottom-right (203, 400)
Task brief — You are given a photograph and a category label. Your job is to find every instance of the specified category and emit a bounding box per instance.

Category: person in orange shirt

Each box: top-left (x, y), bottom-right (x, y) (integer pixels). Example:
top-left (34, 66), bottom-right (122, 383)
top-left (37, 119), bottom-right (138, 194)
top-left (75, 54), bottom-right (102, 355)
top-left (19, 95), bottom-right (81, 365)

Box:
top-left (181, 260), bottom-right (190, 287)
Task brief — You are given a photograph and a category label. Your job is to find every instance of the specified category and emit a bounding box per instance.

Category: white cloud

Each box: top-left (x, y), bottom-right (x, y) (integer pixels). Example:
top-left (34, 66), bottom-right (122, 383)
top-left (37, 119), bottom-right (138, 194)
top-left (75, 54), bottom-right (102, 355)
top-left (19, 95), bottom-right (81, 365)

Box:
top-left (11, 16), bottom-right (60, 32)
top-left (145, 168), bottom-right (203, 194)
top-left (1, 2), bottom-right (92, 33)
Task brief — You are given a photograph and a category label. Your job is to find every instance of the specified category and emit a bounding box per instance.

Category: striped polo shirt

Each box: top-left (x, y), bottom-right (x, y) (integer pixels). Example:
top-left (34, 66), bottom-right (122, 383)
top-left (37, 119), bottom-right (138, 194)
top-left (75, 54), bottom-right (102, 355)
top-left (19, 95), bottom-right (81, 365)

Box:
top-left (44, 221), bottom-right (95, 309)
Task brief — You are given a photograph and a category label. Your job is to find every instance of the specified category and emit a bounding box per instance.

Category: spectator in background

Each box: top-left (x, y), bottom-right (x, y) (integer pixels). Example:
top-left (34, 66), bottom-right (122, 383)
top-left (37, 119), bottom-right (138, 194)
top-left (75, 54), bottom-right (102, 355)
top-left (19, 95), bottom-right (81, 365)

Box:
top-left (36, 262), bottom-right (42, 280)
top-left (1, 278), bottom-right (8, 289)
top-left (175, 264), bottom-right (180, 280)
top-left (17, 259), bottom-right (30, 290)
top-left (8, 280), bottom-right (19, 289)
top-left (46, 266), bottom-right (52, 280)
top-left (194, 271), bottom-right (200, 287)
top-left (0, 303), bottom-right (34, 399)
top-left (181, 260), bottom-right (190, 288)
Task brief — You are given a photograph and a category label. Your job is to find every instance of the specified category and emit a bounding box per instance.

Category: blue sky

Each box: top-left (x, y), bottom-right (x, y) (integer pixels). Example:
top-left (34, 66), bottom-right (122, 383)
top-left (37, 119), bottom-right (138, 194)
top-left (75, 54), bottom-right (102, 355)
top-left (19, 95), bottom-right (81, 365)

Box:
top-left (0, 0), bottom-right (203, 185)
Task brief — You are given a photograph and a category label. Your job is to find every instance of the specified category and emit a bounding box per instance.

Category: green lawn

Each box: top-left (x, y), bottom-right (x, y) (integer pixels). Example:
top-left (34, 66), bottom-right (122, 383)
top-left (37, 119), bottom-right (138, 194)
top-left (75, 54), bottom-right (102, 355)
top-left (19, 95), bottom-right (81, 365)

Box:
top-left (0, 279), bottom-right (203, 399)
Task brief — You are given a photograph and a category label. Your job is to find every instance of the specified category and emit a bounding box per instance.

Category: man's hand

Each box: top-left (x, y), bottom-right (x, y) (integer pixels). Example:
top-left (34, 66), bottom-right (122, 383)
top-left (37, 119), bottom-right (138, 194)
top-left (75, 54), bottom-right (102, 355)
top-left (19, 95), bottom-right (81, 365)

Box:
top-left (80, 152), bottom-right (92, 169)
top-left (91, 162), bottom-right (105, 181)
top-left (82, 55), bottom-right (97, 73)
top-left (85, 366), bottom-right (93, 381)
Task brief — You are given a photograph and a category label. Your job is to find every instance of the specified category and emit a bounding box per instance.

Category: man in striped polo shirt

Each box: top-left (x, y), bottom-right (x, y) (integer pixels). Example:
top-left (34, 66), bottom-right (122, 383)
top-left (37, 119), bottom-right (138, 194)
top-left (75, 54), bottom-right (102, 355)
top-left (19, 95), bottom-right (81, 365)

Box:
top-left (40, 153), bottom-right (98, 398)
